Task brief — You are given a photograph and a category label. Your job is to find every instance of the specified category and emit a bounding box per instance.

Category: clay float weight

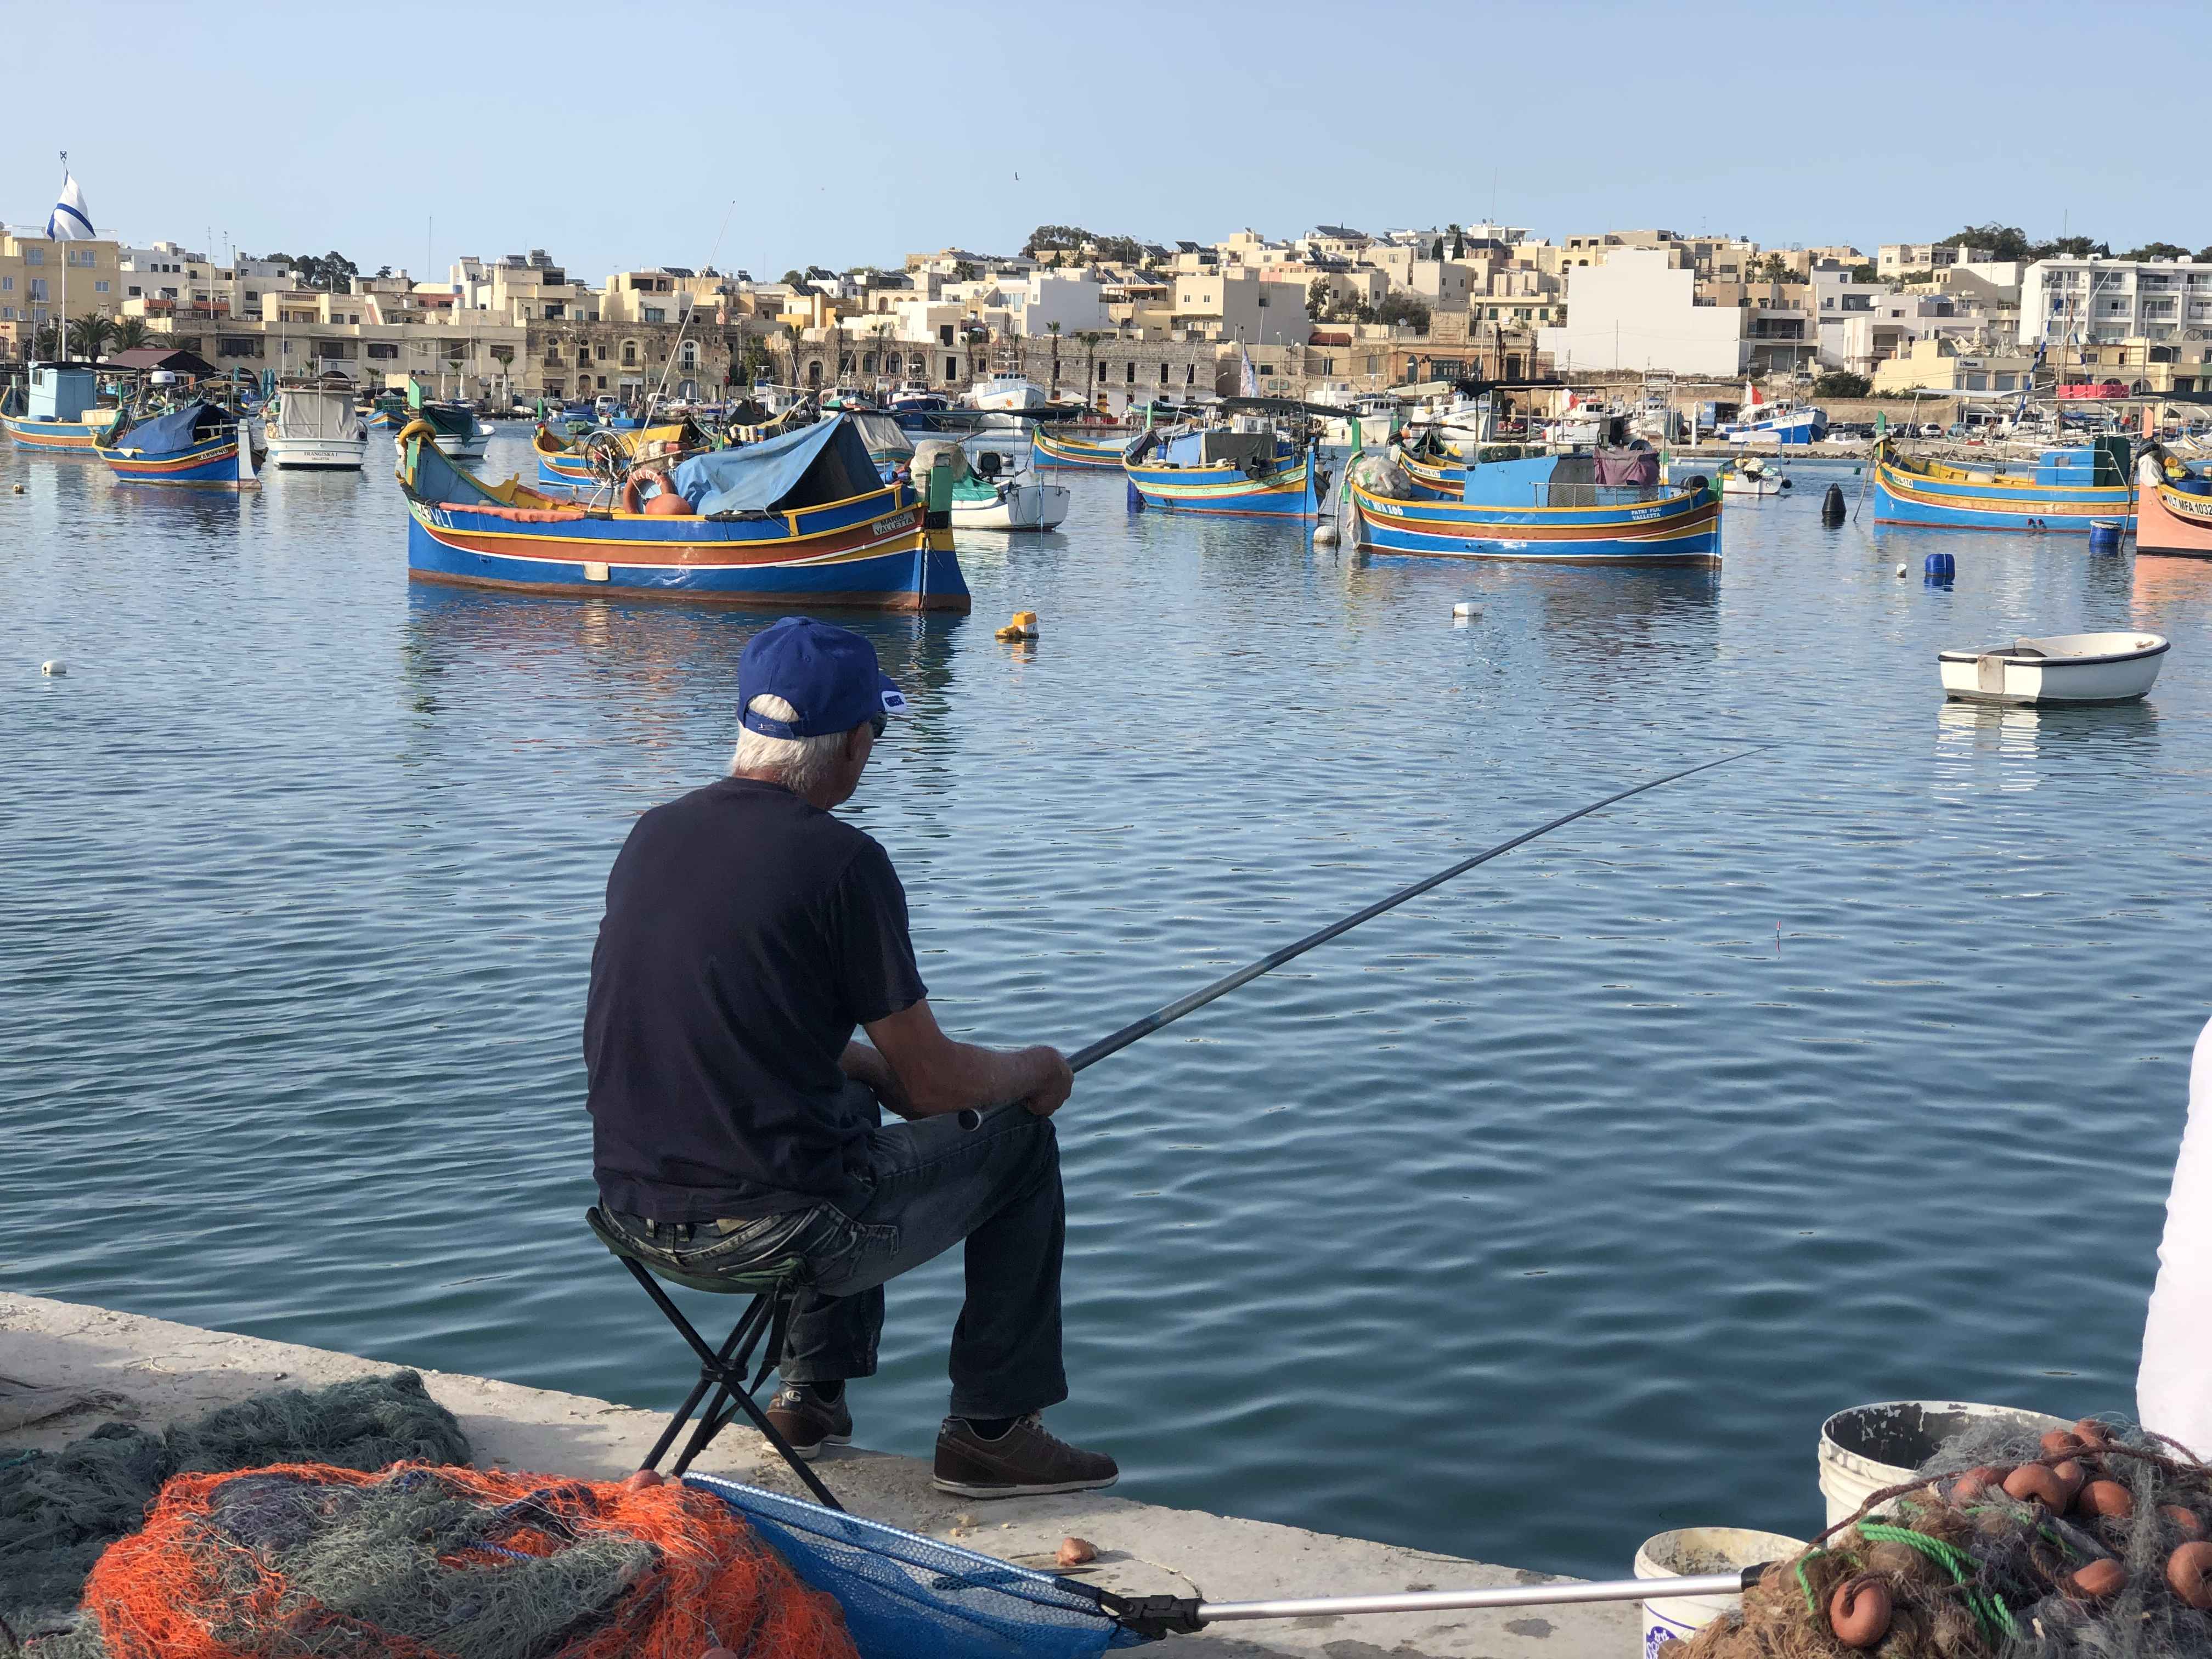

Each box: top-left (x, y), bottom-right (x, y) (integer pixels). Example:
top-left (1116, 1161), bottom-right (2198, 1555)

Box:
top-left (1830, 1577), bottom-right (1893, 1648)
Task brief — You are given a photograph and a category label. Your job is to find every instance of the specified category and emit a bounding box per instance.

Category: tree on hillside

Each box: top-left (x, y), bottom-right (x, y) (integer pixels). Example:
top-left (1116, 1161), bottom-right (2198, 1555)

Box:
top-left (951, 260), bottom-right (978, 283)
top-left (66, 311), bottom-right (117, 359)
top-left (1940, 223), bottom-right (2030, 261)
top-left (1307, 276), bottom-right (1332, 318)
top-left (2121, 241), bottom-right (2191, 262)
top-left (290, 251), bottom-right (360, 292)
top-left (1023, 224), bottom-right (1088, 257)
top-left (1814, 370), bottom-right (1871, 398)
top-left (1428, 236), bottom-right (1444, 261)
top-left (111, 316), bottom-right (153, 351)
top-left (1449, 223), bottom-right (1465, 259)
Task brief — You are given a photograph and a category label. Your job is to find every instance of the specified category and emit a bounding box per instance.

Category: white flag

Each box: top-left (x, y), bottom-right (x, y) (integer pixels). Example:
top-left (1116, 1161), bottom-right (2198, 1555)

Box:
top-left (49, 174), bottom-right (93, 241)
top-left (1239, 344), bottom-right (1257, 397)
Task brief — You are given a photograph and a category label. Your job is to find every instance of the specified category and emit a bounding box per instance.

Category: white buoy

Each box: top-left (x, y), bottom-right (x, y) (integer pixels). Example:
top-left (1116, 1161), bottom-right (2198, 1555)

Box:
top-left (1453, 600), bottom-right (1482, 617)
top-left (41, 660), bottom-right (66, 676)
top-left (1895, 564), bottom-right (1908, 578)
top-left (1313, 520), bottom-right (1340, 546)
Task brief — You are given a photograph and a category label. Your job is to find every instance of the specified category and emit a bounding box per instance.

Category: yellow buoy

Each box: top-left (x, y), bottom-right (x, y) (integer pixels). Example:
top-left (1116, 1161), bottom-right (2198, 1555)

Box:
top-left (994, 610), bottom-right (1040, 642)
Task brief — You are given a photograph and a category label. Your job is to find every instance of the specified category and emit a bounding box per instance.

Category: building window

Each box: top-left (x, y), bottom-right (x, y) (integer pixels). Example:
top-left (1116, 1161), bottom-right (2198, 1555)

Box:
top-left (597, 375), bottom-right (607, 389)
top-left (643, 306), bottom-right (665, 324)
top-left (0, 278), bottom-right (11, 292)
top-left (25, 247), bottom-right (42, 265)
top-left (596, 343), bottom-right (607, 360)
top-left (945, 356), bottom-right (956, 379)
top-left (1098, 362), bottom-right (1108, 382)
top-left (29, 280), bottom-right (47, 301)
top-left (94, 280), bottom-right (109, 294)
top-left (1126, 362), bottom-right (1137, 383)
top-left (367, 342), bottom-right (399, 359)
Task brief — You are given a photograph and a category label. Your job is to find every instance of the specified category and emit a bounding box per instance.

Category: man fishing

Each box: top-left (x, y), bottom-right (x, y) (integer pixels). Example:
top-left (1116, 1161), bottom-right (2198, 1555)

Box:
top-left (584, 616), bottom-right (1117, 1499)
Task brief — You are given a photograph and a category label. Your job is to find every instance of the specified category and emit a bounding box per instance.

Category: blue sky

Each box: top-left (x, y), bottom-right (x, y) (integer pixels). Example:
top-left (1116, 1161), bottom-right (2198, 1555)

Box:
top-left (7, 0), bottom-right (2204, 284)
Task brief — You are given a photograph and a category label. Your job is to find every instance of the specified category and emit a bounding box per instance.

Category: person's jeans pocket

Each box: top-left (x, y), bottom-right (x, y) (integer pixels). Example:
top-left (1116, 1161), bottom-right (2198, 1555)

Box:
top-left (796, 1208), bottom-right (902, 1296)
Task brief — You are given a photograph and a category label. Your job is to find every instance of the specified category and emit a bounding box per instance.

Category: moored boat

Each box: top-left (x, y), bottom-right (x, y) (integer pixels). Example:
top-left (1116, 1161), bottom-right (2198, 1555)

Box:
top-left (1874, 438), bottom-right (2135, 532)
top-left (948, 453), bottom-right (1070, 529)
top-left (1031, 427), bottom-right (1132, 469)
top-left (1123, 421), bottom-right (1322, 517)
top-left (2135, 452), bottom-right (2212, 558)
top-left (1937, 631), bottom-right (2168, 705)
top-left (1719, 398), bottom-right (1826, 445)
top-left (2, 363), bottom-right (123, 452)
top-left (398, 412), bottom-right (967, 611)
top-left (1348, 446), bottom-right (1720, 566)
top-left (93, 402), bottom-right (261, 487)
top-left (1720, 455), bottom-right (1791, 498)
top-left (264, 388), bottom-right (368, 470)
top-left (966, 371), bottom-right (1047, 411)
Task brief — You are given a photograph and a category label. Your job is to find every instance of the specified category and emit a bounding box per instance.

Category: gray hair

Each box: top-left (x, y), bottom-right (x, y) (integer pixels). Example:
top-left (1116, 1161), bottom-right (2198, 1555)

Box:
top-left (730, 693), bottom-right (847, 795)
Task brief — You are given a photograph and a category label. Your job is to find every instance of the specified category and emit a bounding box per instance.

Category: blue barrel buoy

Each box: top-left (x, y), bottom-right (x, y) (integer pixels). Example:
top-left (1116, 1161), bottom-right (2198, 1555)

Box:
top-left (1821, 483), bottom-right (1846, 526)
top-left (2088, 518), bottom-right (2122, 551)
top-left (1923, 552), bottom-right (1955, 578)
top-left (1127, 479), bottom-right (1146, 512)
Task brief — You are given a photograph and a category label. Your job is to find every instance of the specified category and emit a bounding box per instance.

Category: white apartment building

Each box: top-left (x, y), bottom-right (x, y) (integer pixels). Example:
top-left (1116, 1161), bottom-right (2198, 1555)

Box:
top-left (1535, 248), bottom-right (1748, 376)
top-left (1878, 243), bottom-right (1993, 276)
top-left (2019, 256), bottom-right (2212, 348)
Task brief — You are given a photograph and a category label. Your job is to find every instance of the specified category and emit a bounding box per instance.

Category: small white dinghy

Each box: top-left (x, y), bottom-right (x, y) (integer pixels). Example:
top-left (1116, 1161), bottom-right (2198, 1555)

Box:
top-left (1722, 455), bottom-right (1791, 498)
top-left (949, 473), bottom-right (1071, 531)
top-left (1938, 631), bottom-right (2169, 706)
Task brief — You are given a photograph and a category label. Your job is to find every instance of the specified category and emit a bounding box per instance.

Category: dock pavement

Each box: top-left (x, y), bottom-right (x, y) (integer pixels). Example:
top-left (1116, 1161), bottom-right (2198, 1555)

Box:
top-left (1, 1290), bottom-right (1634, 1658)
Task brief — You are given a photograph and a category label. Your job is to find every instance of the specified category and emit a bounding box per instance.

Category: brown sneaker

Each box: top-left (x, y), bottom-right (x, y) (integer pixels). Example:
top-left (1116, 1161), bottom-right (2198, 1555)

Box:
top-left (764, 1384), bottom-right (852, 1462)
top-left (932, 1413), bottom-right (1118, 1498)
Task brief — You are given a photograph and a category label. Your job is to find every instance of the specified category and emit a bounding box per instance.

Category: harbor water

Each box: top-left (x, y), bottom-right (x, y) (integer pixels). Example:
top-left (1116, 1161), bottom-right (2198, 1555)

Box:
top-left (3, 430), bottom-right (2208, 1579)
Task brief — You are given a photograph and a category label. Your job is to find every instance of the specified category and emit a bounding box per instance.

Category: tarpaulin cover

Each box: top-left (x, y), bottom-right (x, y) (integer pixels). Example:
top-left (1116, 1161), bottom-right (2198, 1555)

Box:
top-left (271, 390), bottom-right (364, 442)
top-left (850, 411), bottom-right (913, 458)
top-left (1594, 445), bottom-right (1658, 486)
top-left (673, 417), bottom-right (845, 515)
top-left (1458, 453), bottom-right (1556, 507)
top-left (685, 1476), bottom-right (1150, 1659)
top-left (117, 403), bottom-right (223, 454)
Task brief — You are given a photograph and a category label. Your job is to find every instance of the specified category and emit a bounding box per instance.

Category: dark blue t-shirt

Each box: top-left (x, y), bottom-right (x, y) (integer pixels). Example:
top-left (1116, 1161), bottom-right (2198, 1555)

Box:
top-left (584, 777), bottom-right (927, 1221)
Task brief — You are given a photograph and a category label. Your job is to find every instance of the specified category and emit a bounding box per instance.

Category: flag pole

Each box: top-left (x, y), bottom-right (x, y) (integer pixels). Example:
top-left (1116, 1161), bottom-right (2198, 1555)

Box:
top-left (58, 152), bottom-right (68, 362)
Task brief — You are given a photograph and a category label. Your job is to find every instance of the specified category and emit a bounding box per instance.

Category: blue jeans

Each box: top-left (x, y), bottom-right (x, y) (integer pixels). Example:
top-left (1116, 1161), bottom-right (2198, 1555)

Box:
top-left (608, 1084), bottom-right (1066, 1421)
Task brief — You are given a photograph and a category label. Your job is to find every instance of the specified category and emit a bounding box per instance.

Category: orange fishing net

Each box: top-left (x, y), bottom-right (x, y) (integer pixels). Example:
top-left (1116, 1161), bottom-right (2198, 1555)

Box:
top-left (77, 1462), bottom-right (858, 1659)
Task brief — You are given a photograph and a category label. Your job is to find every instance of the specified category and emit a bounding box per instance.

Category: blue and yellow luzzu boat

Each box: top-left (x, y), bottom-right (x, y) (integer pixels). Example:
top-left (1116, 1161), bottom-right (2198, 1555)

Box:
top-left (2, 364), bottom-right (124, 452)
top-left (399, 413), bottom-right (968, 611)
top-left (1123, 425), bottom-right (1321, 517)
top-left (1872, 438), bottom-right (2136, 532)
top-left (1351, 450), bottom-right (1720, 566)
top-left (1031, 427), bottom-right (1132, 469)
top-left (93, 403), bottom-right (259, 487)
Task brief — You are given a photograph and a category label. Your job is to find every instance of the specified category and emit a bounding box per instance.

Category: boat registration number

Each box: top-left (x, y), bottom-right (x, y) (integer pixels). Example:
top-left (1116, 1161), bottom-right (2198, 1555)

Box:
top-left (872, 511), bottom-right (918, 537)
top-left (1630, 508), bottom-right (1662, 520)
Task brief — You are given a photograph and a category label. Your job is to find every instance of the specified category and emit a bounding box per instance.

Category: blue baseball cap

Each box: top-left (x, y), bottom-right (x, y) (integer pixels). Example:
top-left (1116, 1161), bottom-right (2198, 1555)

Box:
top-left (738, 617), bottom-right (908, 739)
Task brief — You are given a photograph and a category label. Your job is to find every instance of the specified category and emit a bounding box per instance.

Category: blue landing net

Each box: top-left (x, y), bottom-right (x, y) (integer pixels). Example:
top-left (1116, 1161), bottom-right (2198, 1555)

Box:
top-left (685, 1474), bottom-right (1154, 1658)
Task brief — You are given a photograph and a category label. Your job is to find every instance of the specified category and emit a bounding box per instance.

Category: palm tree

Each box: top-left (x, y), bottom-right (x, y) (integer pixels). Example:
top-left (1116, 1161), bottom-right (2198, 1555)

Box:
top-left (1046, 321), bottom-right (1061, 398)
top-left (66, 311), bottom-right (117, 360)
top-left (111, 316), bottom-right (153, 352)
top-left (1081, 331), bottom-right (1103, 409)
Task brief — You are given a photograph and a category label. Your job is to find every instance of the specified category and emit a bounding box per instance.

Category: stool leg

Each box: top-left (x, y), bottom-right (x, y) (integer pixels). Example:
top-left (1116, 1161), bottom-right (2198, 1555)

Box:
top-left (624, 1258), bottom-right (764, 1473)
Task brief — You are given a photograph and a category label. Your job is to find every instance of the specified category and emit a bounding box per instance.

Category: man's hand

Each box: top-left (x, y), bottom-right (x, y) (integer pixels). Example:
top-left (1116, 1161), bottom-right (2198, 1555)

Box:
top-left (862, 1000), bottom-right (1074, 1120)
top-left (1014, 1046), bottom-right (1074, 1118)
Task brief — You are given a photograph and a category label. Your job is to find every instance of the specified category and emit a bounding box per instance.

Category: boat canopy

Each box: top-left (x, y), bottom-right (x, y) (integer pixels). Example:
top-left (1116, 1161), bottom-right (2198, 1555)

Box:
top-left (272, 390), bottom-right (364, 442)
top-left (671, 416), bottom-right (883, 516)
top-left (849, 411), bottom-right (914, 459)
top-left (116, 403), bottom-right (229, 453)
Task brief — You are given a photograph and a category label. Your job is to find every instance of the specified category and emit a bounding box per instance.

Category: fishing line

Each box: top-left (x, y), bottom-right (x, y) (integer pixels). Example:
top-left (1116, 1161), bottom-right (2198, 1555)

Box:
top-left (1064, 747), bottom-right (1771, 1075)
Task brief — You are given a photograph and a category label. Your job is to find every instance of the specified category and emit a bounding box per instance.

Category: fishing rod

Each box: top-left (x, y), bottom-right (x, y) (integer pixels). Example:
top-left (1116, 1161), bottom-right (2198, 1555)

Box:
top-left (1063, 748), bottom-right (1765, 1076)
top-left (1098, 1562), bottom-right (1772, 1639)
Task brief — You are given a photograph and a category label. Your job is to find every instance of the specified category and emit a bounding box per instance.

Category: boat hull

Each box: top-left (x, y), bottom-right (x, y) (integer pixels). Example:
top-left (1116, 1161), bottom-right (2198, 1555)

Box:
top-left (949, 482), bottom-right (1070, 529)
top-left (1938, 635), bottom-right (2167, 704)
top-left (407, 512), bottom-right (967, 609)
top-left (267, 436), bottom-right (368, 470)
top-left (94, 432), bottom-right (253, 486)
top-left (1873, 458), bottom-right (2134, 531)
top-left (4, 414), bottom-right (119, 452)
top-left (1126, 456), bottom-right (1317, 517)
top-left (1352, 479), bottom-right (1721, 566)
top-left (2136, 467), bottom-right (2212, 558)
top-left (1032, 431), bottom-right (1128, 469)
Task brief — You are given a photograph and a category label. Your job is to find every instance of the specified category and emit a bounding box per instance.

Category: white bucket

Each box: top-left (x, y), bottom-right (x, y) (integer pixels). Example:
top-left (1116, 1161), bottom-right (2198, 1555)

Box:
top-left (1818, 1400), bottom-right (2067, 1527)
top-left (1634, 1527), bottom-right (1807, 1659)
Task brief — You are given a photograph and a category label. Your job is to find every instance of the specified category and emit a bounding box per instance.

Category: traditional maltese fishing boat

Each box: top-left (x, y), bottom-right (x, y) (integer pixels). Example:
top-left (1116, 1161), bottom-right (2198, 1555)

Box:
top-left (92, 402), bottom-right (261, 487)
top-left (531, 419), bottom-right (708, 489)
top-left (1348, 447), bottom-right (1720, 566)
top-left (1031, 426), bottom-right (1132, 469)
top-left (398, 413), bottom-right (968, 611)
top-left (1872, 437), bottom-right (2135, 532)
top-left (1123, 422), bottom-right (1322, 517)
top-left (2135, 450), bottom-right (2212, 558)
top-left (2, 364), bottom-right (123, 452)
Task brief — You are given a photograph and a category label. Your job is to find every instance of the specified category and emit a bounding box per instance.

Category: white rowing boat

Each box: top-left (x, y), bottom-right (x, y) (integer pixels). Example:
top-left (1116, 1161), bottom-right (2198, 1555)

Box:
top-left (1937, 631), bottom-right (2169, 706)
